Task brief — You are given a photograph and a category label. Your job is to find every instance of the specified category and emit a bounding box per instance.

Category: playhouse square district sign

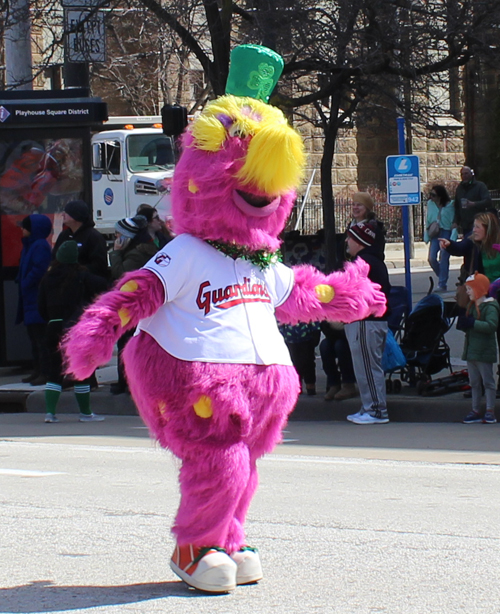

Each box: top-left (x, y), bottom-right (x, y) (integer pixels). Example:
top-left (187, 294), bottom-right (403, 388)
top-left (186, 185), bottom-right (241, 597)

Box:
top-left (0, 101), bottom-right (107, 127)
top-left (386, 155), bottom-right (421, 205)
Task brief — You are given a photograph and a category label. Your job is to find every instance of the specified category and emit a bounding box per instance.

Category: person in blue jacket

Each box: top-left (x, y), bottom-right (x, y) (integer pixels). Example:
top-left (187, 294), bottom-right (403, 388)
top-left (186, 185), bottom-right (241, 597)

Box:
top-left (16, 214), bottom-right (52, 386)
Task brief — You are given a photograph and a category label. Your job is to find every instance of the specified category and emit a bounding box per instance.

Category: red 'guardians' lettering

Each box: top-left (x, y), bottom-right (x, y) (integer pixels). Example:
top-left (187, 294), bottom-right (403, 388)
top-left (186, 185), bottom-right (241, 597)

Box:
top-left (196, 277), bottom-right (271, 315)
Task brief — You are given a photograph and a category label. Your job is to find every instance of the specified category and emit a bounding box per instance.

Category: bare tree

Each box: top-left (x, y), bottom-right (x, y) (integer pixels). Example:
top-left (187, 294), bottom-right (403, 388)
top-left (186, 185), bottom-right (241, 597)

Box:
top-left (272, 0), bottom-right (500, 268)
top-left (118, 0), bottom-right (500, 267)
top-left (3, 0), bottom-right (500, 267)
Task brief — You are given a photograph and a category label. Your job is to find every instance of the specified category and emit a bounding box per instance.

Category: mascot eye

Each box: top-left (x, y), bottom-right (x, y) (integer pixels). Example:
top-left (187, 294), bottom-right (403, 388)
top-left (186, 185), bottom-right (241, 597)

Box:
top-left (228, 125), bottom-right (247, 139)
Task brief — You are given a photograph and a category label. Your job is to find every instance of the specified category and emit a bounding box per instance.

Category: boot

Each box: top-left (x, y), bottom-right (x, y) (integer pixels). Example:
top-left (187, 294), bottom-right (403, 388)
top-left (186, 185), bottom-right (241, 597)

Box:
top-left (334, 383), bottom-right (358, 401)
top-left (305, 383), bottom-right (316, 396)
top-left (324, 385), bottom-right (341, 401)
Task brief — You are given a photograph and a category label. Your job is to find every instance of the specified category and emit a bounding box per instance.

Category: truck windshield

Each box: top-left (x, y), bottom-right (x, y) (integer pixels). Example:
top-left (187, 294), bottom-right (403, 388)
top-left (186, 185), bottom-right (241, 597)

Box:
top-left (127, 134), bottom-right (175, 171)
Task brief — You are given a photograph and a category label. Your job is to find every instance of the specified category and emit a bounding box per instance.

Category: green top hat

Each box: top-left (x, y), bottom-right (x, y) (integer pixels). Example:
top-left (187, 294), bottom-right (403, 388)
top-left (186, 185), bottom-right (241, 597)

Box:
top-left (225, 44), bottom-right (284, 103)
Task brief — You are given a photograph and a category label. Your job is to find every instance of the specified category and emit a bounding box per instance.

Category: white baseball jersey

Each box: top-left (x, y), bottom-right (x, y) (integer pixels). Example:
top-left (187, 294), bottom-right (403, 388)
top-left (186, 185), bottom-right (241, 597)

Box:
top-left (136, 233), bottom-right (295, 365)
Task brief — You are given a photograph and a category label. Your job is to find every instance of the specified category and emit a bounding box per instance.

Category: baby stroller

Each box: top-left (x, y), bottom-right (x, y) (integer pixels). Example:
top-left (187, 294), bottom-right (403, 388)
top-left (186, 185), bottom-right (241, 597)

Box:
top-left (384, 286), bottom-right (410, 393)
top-left (398, 293), bottom-right (453, 391)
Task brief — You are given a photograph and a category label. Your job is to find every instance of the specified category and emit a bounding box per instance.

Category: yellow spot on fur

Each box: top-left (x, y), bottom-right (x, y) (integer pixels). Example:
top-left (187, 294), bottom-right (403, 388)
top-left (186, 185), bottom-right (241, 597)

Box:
top-left (193, 395), bottom-right (213, 419)
top-left (118, 308), bottom-right (131, 327)
top-left (120, 280), bottom-right (138, 293)
top-left (158, 402), bottom-right (167, 416)
top-left (315, 284), bottom-right (335, 304)
top-left (188, 179), bottom-right (199, 193)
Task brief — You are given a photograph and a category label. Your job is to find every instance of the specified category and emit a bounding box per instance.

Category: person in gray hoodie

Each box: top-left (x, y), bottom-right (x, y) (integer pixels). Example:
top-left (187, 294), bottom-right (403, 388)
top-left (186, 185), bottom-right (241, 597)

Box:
top-left (344, 221), bottom-right (391, 424)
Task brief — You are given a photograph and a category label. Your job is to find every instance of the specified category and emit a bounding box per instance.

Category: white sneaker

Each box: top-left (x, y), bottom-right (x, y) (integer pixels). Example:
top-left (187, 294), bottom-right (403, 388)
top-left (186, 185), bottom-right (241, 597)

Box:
top-left (79, 413), bottom-right (105, 422)
top-left (230, 547), bottom-right (263, 585)
top-left (44, 413), bottom-right (59, 423)
top-left (170, 544), bottom-right (237, 593)
top-left (346, 411), bottom-right (363, 422)
top-left (350, 413), bottom-right (389, 425)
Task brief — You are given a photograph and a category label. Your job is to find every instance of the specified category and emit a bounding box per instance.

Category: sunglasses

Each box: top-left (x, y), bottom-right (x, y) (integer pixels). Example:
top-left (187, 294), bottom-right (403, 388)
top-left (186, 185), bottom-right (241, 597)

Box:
top-left (429, 192), bottom-right (437, 197)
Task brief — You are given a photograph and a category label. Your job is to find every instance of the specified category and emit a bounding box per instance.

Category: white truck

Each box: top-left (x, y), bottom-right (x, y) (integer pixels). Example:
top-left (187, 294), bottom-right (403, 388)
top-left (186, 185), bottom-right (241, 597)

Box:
top-left (91, 116), bottom-right (175, 235)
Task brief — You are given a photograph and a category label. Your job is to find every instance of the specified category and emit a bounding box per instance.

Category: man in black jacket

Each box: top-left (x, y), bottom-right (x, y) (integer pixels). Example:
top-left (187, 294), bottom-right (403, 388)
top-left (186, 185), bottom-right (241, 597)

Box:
top-left (52, 200), bottom-right (109, 392)
top-left (454, 166), bottom-right (492, 236)
top-left (52, 200), bottom-right (109, 284)
top-left (344, 221), bottom-right (391, 424)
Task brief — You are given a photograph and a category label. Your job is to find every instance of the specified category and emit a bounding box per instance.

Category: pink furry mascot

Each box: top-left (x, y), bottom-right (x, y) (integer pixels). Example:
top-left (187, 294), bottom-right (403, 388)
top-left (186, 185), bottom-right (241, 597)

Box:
top-left (63, 45), bottom-right (386, 593)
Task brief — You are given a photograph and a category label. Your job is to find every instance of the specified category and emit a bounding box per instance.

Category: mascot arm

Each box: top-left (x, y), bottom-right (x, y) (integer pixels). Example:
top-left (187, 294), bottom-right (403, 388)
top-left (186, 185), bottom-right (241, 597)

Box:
top-left (62, 269), bottom-right (165, 380)
top-left (275, 259), bottom-right (386, 325)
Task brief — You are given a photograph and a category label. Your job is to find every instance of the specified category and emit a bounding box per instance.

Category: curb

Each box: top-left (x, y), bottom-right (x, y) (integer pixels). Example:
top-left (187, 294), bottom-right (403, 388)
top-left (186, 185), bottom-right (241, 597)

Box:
top-left (0, 391), bottom-right (31, 413)
top-left (290, 390), bottom-right (473, 423)
top-left (6, 386), bottom-right (477, 424)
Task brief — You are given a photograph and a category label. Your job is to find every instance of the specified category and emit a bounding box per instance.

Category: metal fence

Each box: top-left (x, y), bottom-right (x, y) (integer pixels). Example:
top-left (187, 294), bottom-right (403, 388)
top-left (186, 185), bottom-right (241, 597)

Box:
top-left (289, 190), bottom-right (500, 242)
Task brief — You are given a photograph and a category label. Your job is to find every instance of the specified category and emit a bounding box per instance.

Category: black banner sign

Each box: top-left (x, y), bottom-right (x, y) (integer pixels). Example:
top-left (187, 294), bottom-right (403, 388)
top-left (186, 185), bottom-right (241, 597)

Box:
top-left (0, 100), bottom-right (108, 127)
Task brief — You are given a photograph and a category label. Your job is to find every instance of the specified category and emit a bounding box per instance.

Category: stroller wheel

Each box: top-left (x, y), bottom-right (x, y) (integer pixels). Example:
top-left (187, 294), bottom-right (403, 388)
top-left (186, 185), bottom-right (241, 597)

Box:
top-left (386, 379), bottom-right (393, 394)
top-left (416, 377), bottom-right (431, 395)
top-left (393, 379), bottom-right (402, 393)
top-left (416, 381), bottom-right (424, 395)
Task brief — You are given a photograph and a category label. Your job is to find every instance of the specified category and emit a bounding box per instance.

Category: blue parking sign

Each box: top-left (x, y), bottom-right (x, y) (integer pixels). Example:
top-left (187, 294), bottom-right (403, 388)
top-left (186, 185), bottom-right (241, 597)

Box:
top-left (386, 155), bottom-right (421, 205)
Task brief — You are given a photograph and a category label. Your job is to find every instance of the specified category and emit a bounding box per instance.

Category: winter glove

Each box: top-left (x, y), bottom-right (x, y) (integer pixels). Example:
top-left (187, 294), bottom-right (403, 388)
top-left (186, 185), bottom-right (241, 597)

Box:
top-left (456, 315), bottom-right (475, 331)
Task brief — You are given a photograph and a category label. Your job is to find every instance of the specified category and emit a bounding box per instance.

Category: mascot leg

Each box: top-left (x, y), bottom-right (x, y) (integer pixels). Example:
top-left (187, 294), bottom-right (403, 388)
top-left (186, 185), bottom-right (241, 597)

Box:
top-left (226, 392), bottom-right (297, 585)
top-left (172, 441), bottom-right (254, 590)
top-left (123, 334), bottom-right (299, 592)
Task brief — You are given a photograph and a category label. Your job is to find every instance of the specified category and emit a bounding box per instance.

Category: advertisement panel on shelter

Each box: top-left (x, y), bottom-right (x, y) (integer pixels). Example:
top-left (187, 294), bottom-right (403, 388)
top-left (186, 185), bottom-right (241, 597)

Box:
top-left (0, 137), bottom-right (85, 266)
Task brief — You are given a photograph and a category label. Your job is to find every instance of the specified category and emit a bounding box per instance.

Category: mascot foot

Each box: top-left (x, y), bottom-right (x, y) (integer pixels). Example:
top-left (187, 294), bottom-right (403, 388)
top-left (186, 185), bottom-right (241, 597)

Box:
top-left (170, 544), bottom-right (237, 593)
top-left (230, 546), bottom-right (263, 585)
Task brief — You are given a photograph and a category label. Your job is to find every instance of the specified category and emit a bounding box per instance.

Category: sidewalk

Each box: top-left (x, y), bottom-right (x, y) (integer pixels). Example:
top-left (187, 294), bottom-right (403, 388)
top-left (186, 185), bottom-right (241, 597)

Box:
top-left (0, 359), bottom-right (476, 423)
top-left (385, 240), bottom-right (462, 269)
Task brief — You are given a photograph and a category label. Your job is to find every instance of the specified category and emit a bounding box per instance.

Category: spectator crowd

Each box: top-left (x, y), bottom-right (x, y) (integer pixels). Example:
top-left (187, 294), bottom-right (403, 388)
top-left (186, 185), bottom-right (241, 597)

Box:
top-left (14, 165), bottom-right (500, 426)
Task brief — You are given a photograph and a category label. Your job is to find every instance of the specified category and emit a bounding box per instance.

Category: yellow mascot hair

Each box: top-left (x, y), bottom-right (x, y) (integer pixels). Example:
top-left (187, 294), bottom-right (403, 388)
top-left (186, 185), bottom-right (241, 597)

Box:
top-left (190, 95), bottom-right (305, 195)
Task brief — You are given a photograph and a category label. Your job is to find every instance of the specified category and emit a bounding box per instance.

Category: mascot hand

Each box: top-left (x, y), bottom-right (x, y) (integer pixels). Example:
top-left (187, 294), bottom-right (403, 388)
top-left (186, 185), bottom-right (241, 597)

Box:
top-left (62, 269), bottom-right (165, 380)
top-left (276, 259), bottom-right (386, 325)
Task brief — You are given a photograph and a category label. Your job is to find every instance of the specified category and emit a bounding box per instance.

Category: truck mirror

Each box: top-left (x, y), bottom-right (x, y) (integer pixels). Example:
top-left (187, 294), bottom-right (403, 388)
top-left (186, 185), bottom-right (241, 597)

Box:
top-left (92, 143), bottom-right (104, 170)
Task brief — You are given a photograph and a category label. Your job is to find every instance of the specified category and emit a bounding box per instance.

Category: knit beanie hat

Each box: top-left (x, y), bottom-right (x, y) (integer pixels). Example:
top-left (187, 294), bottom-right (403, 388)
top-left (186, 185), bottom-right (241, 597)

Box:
top-left (56, 240), bottom-right (79, 264)
top-left (465, 272), bottom-right (490, 319)
top-left (347, 221), bottom-right (376, 247)
top-left (114, 215), bottom-right (148, 239)
top-left (353, 192), bottom-right (374, 211)
top-left (64, 200), bottom-right (89, 223)
top-left (136, 205), bottom-right (156, 223)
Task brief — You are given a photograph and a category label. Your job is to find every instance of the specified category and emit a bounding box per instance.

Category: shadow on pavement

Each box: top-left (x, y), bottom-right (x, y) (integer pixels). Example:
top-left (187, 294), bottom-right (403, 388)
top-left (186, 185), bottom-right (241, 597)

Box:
top-left (0, 579), bottom-right (220, 612)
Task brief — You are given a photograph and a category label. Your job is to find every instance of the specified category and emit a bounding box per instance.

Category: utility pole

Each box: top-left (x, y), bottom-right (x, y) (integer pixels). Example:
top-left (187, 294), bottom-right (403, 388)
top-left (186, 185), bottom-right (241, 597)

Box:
top-left (5, 0), bottom-right (33, 90)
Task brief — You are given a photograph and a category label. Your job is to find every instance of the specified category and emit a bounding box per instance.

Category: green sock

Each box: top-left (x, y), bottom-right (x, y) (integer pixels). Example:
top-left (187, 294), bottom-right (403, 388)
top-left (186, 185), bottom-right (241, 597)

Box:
top-left (74, 384), bottom-right (91, 415)
top-left (45, 383), bottom-right (62, 414)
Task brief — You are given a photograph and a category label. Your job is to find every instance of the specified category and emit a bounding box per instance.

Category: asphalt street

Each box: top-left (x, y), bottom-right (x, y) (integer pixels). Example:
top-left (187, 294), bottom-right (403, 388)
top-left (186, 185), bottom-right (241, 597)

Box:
top-left (1, 417), bottom-right (500, 614)
top-left (2, 254), bottom-right (500, 613)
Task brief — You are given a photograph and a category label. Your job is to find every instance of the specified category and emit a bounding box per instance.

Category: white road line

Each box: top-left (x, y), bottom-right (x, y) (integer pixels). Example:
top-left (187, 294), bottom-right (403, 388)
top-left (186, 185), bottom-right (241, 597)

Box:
top-left (0, 469), bottom-right (65, 477)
